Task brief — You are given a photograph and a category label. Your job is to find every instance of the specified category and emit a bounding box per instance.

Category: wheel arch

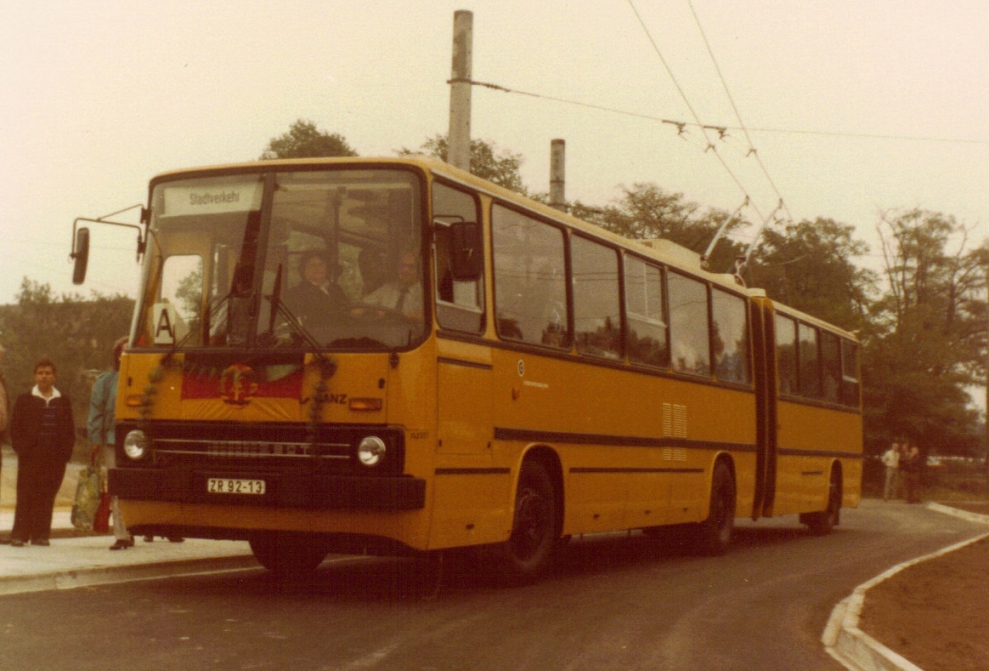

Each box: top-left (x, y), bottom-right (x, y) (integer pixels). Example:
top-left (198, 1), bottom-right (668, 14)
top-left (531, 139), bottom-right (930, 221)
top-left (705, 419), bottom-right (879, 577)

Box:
top-left (519, 444), bottom-right (565, 537)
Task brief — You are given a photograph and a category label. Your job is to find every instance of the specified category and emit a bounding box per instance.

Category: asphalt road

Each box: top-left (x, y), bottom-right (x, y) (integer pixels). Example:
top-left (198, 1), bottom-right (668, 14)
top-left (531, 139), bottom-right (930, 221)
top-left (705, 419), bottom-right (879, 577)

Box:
top-left (0, 500), bottom-right (983, 671)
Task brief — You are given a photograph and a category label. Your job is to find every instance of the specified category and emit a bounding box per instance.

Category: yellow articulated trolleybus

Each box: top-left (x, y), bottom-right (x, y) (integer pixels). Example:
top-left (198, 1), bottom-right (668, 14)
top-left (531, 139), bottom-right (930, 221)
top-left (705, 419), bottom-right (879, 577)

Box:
top-left (70, 156), bottom-right (862, 580)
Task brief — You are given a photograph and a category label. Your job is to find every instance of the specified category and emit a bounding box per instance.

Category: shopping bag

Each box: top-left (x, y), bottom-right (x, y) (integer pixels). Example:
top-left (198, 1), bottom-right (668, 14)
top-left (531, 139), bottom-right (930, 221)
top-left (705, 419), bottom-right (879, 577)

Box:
top-left (71, 464), bottom-right (101, 531)
top-left (93, 492), bottom-right (111, 533)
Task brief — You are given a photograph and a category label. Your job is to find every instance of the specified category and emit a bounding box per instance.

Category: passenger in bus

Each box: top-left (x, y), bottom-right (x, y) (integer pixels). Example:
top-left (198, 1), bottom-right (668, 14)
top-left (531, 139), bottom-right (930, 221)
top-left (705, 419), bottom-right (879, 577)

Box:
top-left (356, 250), bottom-right (423, 321)
top-left (357, 248), bottom-right (388, 297)
top-left (522, 262), bottom-right (565, 346)
top-left (284, 250), bottom-right (351, 328)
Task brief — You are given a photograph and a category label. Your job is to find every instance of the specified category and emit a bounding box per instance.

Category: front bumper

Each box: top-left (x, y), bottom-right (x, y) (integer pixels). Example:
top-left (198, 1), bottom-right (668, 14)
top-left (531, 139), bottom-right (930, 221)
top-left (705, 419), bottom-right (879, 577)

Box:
top-left (109, 467), bottom-right (426, 511)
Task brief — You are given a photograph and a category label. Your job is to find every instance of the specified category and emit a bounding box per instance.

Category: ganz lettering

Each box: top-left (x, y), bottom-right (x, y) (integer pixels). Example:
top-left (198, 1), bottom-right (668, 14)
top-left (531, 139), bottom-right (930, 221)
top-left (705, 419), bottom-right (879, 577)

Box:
top-left (206, 441), bottom-right (311, 458)
top-left (328, 394), bottom-right (347, 404)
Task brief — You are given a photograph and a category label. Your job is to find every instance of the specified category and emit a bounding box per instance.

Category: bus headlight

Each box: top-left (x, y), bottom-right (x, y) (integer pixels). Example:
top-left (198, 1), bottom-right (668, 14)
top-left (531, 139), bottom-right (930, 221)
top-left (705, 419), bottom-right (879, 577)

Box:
top-left (357, 436), bottom-right (387, 467)
top-left (123, 430), bottom-right (149, 461)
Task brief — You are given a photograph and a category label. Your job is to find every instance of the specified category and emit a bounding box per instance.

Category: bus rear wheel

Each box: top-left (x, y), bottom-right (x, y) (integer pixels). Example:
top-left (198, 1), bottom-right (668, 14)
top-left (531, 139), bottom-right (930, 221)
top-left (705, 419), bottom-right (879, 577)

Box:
top-left (695, 461), bottom-right (735, 556)
top-left (486, 459), bottom-right (558, 584)
top-left (249, 533), bottom-right (328, 578)
top-left (805, 470), bottom-right (842, 536)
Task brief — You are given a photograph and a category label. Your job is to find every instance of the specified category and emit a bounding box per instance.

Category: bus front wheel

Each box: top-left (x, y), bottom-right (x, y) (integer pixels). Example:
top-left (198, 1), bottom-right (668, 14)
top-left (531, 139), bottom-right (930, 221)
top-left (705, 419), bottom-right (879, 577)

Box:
top-left (486, 459), bottom-right (559, 584)
top-left (249, 533), bottom-right (328, 577)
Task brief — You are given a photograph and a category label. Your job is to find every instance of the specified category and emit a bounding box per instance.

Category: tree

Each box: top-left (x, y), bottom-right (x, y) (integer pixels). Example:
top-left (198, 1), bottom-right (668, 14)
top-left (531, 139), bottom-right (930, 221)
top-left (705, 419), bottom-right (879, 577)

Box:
top-left (575, 183), bottom-right (747, 272)
top-left (748, 218), bottom-right (875, 331)
top-left (0, 279), bottom-right (135, 444)
top-left (398, 135), bottom-right (528, 194)
top-left (260, 119), bottom-right (358, 160)
top-left (861, 209), bottom-right (985, 456)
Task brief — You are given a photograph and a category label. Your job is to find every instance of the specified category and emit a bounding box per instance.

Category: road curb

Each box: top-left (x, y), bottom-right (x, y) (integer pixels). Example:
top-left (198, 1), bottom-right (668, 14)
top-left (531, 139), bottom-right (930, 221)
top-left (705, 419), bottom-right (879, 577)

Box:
top-left (822, 503), bottom-right (989, 671)
top-left (0, 554), bottom-right (261, 596)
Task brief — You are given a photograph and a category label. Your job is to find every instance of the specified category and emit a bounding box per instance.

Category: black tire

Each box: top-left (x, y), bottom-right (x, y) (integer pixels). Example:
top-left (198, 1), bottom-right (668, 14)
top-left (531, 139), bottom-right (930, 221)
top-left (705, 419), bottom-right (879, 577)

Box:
top-left (487, 460), bottom-right (559, 584)
top-left (695, 462), bottom-right (736, 556)
top-left (249, 533), bottom-right (328, 577)
top-left (806, 470), bottom-right (842, 536)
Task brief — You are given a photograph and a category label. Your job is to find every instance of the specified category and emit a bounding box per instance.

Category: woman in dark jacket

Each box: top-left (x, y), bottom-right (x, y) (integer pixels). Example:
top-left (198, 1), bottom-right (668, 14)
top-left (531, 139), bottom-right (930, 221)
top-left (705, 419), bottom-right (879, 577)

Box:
top-left (10, 358), bottom-right (75, 546)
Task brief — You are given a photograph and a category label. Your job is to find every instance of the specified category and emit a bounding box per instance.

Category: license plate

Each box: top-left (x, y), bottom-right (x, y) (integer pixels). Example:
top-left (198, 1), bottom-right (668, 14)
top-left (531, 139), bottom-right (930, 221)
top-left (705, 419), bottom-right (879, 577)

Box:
top-left (207, 478), bottom-right (266, 495)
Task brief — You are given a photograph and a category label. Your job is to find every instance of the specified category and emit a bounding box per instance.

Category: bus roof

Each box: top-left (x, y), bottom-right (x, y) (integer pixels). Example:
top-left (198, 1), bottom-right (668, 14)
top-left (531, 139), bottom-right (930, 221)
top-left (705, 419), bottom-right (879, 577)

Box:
top-left (149, 155), bottom-right (854, 338)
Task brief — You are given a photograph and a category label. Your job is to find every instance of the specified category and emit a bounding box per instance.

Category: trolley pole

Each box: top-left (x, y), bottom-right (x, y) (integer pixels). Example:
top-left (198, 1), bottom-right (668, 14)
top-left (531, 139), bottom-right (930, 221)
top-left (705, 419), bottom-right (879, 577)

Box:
top-left (550, 139), bottom-right (566, 212)
top-left (447, 10), bottom-right (473, 172)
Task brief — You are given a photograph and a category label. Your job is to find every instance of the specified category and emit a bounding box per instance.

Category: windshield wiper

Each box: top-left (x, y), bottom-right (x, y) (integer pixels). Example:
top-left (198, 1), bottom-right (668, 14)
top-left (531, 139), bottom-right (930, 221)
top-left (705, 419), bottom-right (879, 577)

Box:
top-left (262, 264), bottom-right (322, 350)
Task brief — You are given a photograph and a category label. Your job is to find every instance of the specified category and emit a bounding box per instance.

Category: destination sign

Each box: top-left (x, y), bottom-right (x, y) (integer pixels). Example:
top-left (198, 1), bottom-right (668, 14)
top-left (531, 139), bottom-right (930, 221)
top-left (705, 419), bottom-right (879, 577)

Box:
top-left (162, 181), bottom-right (263, 217)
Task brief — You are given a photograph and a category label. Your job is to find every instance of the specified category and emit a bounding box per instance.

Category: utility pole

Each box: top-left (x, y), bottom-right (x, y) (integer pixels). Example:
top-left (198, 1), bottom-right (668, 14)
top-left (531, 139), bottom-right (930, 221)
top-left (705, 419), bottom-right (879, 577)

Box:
top-left (985, 265), bottom-right (989, 475)
top-left (447, 10), bottom-right (473, 172)
top-left (549, 139), bottom-right (566, 212)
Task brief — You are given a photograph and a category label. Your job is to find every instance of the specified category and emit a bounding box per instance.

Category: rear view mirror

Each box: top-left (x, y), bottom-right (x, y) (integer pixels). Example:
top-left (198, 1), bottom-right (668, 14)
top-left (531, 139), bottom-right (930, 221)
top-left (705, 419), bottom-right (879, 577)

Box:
top-left (71, 227), bottom-right (90, 285)
top-left (449, 221), bottom-right (483, 281)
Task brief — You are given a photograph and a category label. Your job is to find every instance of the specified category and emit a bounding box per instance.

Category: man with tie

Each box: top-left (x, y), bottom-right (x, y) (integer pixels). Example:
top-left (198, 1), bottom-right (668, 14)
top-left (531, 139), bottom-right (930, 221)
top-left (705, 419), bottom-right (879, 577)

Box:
top-left (359, 249), bottom-right (423, 321)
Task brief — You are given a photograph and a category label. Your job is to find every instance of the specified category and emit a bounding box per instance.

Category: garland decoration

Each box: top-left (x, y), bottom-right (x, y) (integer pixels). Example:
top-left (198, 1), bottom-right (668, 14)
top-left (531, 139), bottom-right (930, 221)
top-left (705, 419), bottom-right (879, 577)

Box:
top-left (139, 352), bottom-right (183, 426)
top-left (306, 353), bottom-right (338, 444)
top-left (139, 351), bottom-right (335, 448)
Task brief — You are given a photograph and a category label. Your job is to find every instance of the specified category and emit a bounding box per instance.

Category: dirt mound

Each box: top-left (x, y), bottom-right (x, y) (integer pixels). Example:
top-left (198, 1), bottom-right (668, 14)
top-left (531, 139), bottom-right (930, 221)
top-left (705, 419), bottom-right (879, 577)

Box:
top-left (859, 504), bottom-right (989, 671)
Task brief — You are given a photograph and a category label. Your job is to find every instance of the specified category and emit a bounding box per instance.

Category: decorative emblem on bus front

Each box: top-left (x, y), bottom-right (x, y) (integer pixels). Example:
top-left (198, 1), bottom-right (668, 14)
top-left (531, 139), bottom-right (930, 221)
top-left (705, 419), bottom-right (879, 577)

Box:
top-left (219, 364), bottom-right (259, 406)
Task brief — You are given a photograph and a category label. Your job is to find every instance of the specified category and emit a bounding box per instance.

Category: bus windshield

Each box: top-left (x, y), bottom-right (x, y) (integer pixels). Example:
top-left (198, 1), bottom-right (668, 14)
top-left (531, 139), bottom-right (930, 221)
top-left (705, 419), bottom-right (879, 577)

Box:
top-left (137, 168), bottom-right (425, 351)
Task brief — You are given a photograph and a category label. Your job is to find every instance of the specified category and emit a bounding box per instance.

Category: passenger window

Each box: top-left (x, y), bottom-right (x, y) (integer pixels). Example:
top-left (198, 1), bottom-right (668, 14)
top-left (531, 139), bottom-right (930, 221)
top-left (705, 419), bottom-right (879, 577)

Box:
top-left (841, 339), bottom-right (861, 407)
top-left (668, 271), bottom-right (711, 377)
top-left (433, 183), bottom-right (484, 333)
top-left (775, 315), bottom-right (797, 396)
top-left (798, 323), bottom-right (821, 398)
top-left (711, 289), bottom-right (751, 385)
top-left (820, 332), bottom-right (842, 403)
top-left (625, 256), bottom-right (669, 368)
top-left (572, 236), bottom-right (621, 359)
top-left (492, 205), bottom-right (569, 348)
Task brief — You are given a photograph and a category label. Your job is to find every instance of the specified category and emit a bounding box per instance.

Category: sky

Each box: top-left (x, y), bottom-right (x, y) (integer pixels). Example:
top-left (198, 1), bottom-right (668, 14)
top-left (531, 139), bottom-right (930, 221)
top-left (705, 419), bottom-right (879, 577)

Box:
top-left (2, 0), bottom-right (988, 307)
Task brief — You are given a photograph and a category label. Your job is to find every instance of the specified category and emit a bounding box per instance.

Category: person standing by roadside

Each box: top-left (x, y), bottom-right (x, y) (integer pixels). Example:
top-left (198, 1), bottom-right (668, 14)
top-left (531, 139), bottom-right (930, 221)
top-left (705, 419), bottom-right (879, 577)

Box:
top-left (900, 444), bottom-right (922, 504)
top-left (0, 346), bottom-right (9, 535)
top-left (88, 337), bottom-right (133, 550)
top-left (881, 442), bottom-right (901, 502)
top-left (10, 358), bottom-right (76, 546)
top-left (0, 344), bottom-right (9, 457)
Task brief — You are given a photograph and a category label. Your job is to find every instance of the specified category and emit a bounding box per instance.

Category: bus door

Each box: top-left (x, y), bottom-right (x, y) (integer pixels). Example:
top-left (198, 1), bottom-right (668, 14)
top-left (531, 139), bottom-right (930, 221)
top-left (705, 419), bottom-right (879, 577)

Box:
top-left (429, 185), bottom-right (501, 547)
top-left (755, 298), bottom-right (779, 518)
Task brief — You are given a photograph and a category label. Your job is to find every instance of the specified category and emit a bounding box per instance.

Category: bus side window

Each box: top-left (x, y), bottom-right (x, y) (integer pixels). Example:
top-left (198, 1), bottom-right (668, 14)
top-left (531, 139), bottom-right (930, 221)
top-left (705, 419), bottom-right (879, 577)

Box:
top-left (840, 339), bottom-right (861, 407)
top-left (711, 289), bottom-right (751, 385)
top-left (625, 256), bottom-right (669, 368)
top-left (572, 236), bottom-right (622, 359)
top-left (492, 205), bottom-right (569, 349)
top-left (668, 271), bottom-right (711, 377)
top-left (433, 183), bottom-right (484, 333)
top-left (775, 315), bottom-right (797, 395)
top-left (820, 331), bottom-right (842, 403)
top-left (798, 322), bottom-right (821, 398)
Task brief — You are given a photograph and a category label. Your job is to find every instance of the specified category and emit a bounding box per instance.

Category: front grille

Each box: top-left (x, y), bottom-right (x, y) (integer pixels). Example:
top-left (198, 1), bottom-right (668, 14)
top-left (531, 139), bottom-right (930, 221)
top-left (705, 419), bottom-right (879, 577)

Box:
top-left (115, 420), bottom-right (405, 476)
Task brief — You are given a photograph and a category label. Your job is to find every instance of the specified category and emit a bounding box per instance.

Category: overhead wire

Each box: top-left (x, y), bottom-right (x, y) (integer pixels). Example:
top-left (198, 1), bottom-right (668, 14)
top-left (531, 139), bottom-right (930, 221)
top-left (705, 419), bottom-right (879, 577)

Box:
top-left (685, 0), bottom-right (795, 224)
top-left (451, 78), bottom-right (989, 145)
top-left (623, 0), bottom-right (767, 224)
